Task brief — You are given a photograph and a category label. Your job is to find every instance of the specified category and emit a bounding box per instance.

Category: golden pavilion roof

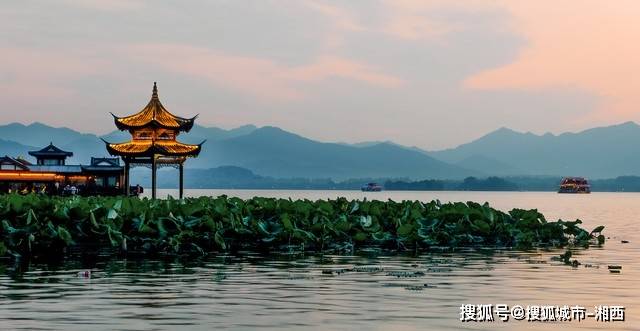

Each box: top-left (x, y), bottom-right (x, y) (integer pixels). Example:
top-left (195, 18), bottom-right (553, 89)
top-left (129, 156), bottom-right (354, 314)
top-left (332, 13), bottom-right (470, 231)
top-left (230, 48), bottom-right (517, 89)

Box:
top-left (112, 82), bottom-right (196, 131)
top-left (104, 139), bottom-right (203, 157)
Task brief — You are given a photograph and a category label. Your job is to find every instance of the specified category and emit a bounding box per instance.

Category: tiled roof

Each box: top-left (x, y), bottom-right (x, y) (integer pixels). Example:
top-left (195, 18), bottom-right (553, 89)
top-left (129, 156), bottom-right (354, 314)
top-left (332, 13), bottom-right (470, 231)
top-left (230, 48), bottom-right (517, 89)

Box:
top-left (27, 165), bottom-right (82, 173)
top-left (90, 157), bottom-right (120, 166)
top-left (105, 140), bottom-right (203, 157)
top-left (28, 143), bottom-right (73, 157)
top-left (0, 155), bottom-right (31, 170)
top-left (112, 82), bottom-right (196, 131)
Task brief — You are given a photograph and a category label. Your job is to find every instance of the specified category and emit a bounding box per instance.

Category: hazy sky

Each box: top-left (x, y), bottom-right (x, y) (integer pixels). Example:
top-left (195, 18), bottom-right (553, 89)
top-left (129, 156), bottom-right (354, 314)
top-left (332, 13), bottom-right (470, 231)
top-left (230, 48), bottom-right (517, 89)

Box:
top-left (1, 0), bottom-right (638, 149)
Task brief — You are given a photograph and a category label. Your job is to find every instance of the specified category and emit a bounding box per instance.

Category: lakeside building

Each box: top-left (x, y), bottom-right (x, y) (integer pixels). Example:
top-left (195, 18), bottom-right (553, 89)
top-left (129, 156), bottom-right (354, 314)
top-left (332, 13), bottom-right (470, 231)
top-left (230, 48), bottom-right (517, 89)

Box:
top-left (0, 82), bottom-right (201, 198)
top-left (103, 82), bottom-right (203, 199)
top-left (0, 143), bottom-right (124, 195)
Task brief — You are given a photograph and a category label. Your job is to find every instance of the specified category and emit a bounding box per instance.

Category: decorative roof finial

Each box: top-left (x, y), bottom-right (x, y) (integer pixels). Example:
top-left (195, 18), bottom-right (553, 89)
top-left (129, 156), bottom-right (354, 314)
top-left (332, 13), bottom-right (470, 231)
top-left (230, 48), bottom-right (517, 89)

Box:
top-left (152, 82), bottom-right (158, 99)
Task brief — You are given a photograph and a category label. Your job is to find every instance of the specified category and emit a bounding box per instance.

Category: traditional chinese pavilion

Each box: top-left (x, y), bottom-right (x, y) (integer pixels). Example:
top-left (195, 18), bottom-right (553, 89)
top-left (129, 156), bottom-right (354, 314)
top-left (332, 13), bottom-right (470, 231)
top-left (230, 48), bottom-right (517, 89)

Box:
top-left (103, 82), bottom-right (203, 199)
top-left (29, 143), bottom-right (73, 165)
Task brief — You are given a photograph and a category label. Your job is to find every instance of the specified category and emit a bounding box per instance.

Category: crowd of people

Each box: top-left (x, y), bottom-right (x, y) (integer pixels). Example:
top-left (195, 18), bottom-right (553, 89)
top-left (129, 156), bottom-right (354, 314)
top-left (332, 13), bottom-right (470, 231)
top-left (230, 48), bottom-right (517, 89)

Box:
top-left (2, 182), bottom-right (83, 196)
top-left (1, 182), bottom-right (142, 196)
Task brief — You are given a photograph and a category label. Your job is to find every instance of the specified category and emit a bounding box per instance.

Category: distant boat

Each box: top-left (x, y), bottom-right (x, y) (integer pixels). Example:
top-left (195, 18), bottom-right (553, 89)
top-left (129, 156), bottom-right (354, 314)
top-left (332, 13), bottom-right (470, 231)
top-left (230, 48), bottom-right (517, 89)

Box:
top-left (361, 182), bottom-right (383, 192)
top-left (558, 177), bottom-right (591, 193)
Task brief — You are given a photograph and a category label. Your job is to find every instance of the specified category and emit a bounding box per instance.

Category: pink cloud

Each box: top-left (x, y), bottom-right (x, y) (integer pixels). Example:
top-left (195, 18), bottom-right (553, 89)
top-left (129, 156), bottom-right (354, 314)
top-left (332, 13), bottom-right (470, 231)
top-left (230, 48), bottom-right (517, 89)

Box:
top-left (60, 0), bottom-right (145, 11)
top-left (304, 0), bottom-right (456, 41)
top-left (379, 0), bottom-right (463, 40)
top-left (126, 44), bottom-right (403, 101)
top-left (287, 56), bottom-right (403, 87)
top-left (304, 0), bottom-right (365, 32)
top-left (0, 47), bottom-right (119, 128)
top-left (0, 47), bottom-right (111, 101)
top-left (465, 1), bottom-right (640, 123)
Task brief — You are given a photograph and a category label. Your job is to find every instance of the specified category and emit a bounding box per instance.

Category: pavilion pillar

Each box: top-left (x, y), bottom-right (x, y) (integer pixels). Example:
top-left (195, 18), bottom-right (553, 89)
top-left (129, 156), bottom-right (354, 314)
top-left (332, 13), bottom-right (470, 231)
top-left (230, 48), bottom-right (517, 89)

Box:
top-left (151, 155), bottom-right (157, 199)
top-left (124, 159), bottom-right (130, 196)
top-left (179, 162), bottom-right (184, 199)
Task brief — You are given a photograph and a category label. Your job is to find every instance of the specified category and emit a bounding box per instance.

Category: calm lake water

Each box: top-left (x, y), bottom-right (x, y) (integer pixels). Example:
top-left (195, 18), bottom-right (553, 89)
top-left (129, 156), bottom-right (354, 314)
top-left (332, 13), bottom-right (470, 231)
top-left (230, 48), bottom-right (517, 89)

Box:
top-left (1, 190), bottom-right (638, 330)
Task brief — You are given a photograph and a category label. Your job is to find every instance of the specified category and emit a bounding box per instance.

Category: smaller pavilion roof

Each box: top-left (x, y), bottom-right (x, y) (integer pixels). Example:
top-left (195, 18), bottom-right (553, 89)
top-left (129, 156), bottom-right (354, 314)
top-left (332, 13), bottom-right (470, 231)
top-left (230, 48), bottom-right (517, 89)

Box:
top-left (28, 143), bottom-right (73, 158)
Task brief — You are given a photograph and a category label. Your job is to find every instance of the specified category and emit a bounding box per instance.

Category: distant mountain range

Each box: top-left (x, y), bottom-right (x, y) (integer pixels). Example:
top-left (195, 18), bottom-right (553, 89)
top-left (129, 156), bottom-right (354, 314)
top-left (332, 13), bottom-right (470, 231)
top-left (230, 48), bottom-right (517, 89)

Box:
top-left (0, 122), bottom-right (474, 179)
top-left (428, 121), bottom-right (640, 178)
top-left (194, 127), bottom-right (474, 179)
top-left (2, 121), bottom-right (640, 179)
top-left (0, 122), bottom-right (260, 165)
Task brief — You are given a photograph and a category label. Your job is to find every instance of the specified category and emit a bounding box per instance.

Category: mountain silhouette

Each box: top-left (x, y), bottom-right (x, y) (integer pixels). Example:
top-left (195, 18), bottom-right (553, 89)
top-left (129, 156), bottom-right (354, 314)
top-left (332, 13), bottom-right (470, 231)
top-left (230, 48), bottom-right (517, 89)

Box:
top-left (3, 121), bottom-right (640, 179)
top-left (0, 122), bottom-right (474, 179)
top-left (429, 121), bottom-right (640, 178)
top-left (188, 126), bottom-right (475, 179)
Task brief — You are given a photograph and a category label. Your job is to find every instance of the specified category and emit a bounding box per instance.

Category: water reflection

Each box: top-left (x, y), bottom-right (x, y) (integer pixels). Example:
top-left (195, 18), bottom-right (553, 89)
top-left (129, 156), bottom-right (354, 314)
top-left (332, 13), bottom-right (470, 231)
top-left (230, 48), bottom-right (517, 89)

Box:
top-left (0, 248), bottom-right (634, 331)
top-left (1, 191), bottom-right (638, 330)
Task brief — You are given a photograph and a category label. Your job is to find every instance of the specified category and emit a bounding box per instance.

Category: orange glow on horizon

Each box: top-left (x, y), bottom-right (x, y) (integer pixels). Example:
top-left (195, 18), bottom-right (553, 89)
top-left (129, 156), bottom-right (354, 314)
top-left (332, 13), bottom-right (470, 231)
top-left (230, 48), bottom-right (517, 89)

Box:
top-left (0, 171), bottom-right (65, 181)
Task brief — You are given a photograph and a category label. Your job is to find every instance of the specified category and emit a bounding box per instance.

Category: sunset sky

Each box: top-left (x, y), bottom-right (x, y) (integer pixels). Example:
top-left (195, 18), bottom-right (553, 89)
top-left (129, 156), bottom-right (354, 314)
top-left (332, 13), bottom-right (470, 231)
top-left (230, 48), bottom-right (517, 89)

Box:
top-left (1, 1), bottom-right (638, 149)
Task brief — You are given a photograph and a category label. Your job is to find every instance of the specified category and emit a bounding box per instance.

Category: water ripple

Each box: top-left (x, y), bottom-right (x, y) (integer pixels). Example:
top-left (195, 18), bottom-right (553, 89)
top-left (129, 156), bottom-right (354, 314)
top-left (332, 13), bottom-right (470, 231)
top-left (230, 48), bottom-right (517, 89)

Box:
top-left (1, 191), bottom-right (639, 330)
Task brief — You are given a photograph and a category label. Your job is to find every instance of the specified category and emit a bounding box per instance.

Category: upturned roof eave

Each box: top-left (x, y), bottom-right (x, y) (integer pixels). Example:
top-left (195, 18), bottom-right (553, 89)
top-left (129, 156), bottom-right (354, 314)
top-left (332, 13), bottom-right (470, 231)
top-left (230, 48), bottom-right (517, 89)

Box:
top-left (112, 117), bottom-right (195, 132)
top-left (102, 139), bottom-right (202, 158)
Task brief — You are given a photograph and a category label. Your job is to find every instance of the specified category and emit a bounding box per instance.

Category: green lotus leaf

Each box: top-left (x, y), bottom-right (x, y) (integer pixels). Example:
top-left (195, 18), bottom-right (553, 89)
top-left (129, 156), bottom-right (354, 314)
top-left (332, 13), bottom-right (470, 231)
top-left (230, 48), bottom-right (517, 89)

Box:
top-left (214, 231), bottom-right (226, 250)
top-left (26, 209), bottom-right (37, 225)
top-left (397, 223), bottom-right (414, 237)
top-left (0, 194), bottom-right (605, 257)
top-left (360, 215), bottom-right (372, 228)
top-left (57, 225), bottom-right (74, 245)
top-left (472, 220), bottom-right (490, 235)
top-left (107, 208), bottom-right (118, 220)
top-left (349, 201), bottom-right (359, 214)
top-left (354, 231), bottom-right (368, 241)
top-left (281, 214), bottom-right (294, 231)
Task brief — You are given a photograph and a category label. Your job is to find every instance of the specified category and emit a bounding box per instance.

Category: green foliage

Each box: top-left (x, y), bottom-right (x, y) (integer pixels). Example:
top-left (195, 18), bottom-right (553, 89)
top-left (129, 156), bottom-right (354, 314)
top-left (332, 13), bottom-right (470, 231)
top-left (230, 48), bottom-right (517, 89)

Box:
top-left (0, 193), bottom-right (603, 257)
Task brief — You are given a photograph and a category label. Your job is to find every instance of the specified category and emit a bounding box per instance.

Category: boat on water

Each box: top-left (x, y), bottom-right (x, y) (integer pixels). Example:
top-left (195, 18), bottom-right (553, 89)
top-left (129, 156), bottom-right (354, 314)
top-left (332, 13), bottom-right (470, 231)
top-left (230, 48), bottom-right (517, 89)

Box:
top-left (558, 177), bottom-right (591, 193)
top-left (361, 182), bottom-right (383, 192)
